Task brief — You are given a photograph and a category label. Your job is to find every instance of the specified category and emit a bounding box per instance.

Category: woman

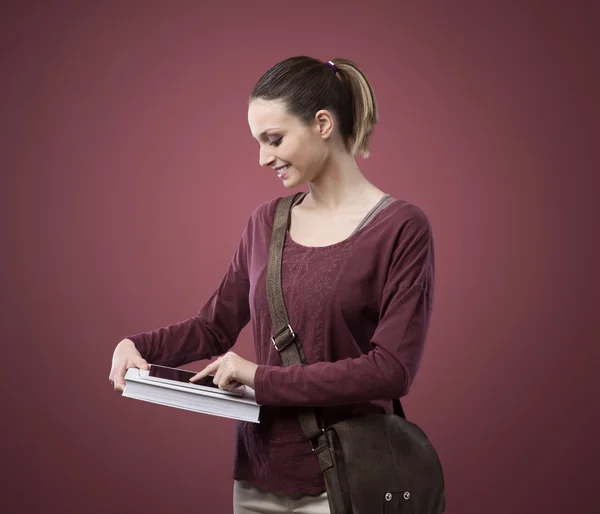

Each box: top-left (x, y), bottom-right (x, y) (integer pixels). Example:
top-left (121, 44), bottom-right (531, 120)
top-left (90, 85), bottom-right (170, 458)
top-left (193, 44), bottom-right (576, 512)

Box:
top-left (109, 56), bottom-right (435, 514)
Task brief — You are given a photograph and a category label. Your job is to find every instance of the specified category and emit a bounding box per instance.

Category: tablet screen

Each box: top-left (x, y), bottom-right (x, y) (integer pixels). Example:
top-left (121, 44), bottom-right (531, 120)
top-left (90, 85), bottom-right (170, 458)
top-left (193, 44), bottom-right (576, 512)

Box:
top-left (148, 364), bottom-right (218, 389)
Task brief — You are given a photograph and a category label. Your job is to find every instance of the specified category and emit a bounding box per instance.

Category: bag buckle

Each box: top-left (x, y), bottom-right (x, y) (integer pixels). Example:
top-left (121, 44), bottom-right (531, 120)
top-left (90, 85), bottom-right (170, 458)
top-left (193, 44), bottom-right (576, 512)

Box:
top-left (271, 324), bottom-right (296, 351)
top-left (310, 430), bottom-right (334, 470)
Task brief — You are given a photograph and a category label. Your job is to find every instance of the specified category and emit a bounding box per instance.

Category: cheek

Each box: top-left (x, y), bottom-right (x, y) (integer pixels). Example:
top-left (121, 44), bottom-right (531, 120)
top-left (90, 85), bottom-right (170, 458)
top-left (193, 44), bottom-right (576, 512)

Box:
top-left (290, 136), bottom-right (323, 168)
top-left (304, 144), bottom-right (328, 171)
top-left (285, 142), bottom-right (305, 167)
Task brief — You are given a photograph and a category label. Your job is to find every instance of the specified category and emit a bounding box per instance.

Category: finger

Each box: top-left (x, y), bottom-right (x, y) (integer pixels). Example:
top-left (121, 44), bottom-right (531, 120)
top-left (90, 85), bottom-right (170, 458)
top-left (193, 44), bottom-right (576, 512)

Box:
top-left (126, 358), bottom-right (148, 371)
top-left (109, 366), bottom-right (117, 386)
top-left (221, 375), bottom-right (243, 391)
top-left (213, 363), bottom-right (226, 388)
top-left (189, 360), bottom-right (219, 383)
top-left (113, 364), bottom-right (127, 393)
top-left (135, 358), bottom-right (149, 370)
top-left (108, 365), bottom-right (119, 383)
top-left (215, 361), bottom-right (236, 390)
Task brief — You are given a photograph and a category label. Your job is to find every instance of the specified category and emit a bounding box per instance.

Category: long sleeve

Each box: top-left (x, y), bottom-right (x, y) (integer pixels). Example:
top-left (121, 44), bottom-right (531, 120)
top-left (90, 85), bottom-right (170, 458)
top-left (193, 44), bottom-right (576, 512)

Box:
top-left (127, 218), bottom-right (252, 368)
top-left (253, 211), bottom-right (434, 407)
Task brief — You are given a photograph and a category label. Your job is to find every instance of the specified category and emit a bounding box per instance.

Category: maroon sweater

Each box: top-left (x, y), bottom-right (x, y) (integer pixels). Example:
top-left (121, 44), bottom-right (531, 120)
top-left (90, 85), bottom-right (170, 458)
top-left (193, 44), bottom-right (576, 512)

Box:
top-left (127, 195), bottom-right (435, 496)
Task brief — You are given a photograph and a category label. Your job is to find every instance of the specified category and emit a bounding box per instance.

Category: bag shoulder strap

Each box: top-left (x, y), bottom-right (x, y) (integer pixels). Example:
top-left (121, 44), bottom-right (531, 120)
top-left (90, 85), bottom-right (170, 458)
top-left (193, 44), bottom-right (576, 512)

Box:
top-left (266, 193), bottom-right (333, 471)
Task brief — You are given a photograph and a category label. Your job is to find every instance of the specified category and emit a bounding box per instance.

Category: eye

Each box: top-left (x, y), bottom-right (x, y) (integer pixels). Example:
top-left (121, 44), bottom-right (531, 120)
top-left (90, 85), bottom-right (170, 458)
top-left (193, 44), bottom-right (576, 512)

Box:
top-left (270, 137), bottom-right (283, 147)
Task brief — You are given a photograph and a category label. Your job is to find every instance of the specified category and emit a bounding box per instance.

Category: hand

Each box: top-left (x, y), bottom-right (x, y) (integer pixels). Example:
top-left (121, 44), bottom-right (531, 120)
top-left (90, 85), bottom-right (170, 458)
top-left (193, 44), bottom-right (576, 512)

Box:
top-left (190, 351), bottom-right (258, 391)
top-left (108, 339), bottom-right (149, 393)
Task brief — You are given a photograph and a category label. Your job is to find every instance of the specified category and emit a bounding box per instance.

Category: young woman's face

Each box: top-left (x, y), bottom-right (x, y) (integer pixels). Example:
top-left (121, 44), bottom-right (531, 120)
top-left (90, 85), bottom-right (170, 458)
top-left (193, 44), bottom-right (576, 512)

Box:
top-left (248, 98), bottom-right (331, 188)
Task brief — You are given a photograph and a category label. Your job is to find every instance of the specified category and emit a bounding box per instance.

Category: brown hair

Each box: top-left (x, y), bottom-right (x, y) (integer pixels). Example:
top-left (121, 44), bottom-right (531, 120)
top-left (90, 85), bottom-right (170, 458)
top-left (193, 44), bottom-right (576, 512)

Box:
top-left (249, 56), bottom-right (379, 158)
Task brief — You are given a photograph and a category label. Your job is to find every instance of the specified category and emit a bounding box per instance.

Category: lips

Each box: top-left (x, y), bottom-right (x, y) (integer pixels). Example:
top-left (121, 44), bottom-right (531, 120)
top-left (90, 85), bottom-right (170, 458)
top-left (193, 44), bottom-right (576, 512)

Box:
top-left (276, 164), bottom-right (291, 177)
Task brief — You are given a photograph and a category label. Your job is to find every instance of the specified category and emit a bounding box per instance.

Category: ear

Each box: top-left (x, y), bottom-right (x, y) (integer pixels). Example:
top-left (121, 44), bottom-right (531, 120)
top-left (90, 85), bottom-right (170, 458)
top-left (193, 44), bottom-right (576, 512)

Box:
top-left (313, 109), bottom-right (335, 140)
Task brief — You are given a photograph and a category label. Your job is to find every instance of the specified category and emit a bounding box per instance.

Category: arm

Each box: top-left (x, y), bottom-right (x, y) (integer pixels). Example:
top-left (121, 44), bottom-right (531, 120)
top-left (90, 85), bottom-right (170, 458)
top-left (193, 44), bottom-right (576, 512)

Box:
top-left (126, 218), bottom-right (252, 368)
top-left (253, 212), bottom-right (435, 407)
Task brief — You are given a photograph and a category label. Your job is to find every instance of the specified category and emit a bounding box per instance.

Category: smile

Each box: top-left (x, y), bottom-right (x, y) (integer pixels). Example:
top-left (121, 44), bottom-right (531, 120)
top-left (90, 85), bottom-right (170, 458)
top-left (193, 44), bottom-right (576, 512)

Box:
top-left (277, 165), bottom-right (291, 176)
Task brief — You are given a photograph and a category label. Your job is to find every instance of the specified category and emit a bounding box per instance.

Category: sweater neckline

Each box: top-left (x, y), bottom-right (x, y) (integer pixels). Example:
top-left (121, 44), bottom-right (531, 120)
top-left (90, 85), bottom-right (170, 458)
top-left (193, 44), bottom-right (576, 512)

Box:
top-left (285, 193), bottom-right (398, 250)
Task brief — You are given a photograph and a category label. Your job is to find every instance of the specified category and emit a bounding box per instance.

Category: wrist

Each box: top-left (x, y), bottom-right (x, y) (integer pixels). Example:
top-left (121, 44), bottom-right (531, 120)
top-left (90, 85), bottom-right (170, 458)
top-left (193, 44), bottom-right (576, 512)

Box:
top-left (247, 363), bottom-right (259, 388)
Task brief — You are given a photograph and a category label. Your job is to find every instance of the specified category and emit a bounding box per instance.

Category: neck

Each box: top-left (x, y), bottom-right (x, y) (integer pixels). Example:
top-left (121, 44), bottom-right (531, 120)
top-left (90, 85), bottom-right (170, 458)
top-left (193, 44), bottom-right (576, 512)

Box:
top-left (305, 151), bottom-right (378, 213)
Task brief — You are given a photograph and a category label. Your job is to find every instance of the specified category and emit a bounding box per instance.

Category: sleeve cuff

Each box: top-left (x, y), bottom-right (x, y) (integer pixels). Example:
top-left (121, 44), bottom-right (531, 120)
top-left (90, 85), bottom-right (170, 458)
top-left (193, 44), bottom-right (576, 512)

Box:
top-left (253, 364), bottom-right (270, 405)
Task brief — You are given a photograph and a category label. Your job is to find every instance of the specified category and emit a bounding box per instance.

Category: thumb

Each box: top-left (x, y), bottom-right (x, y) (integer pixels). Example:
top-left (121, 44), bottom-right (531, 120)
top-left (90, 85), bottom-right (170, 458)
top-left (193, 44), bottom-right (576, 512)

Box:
top-left (136, 358), bottom-right (149, 370)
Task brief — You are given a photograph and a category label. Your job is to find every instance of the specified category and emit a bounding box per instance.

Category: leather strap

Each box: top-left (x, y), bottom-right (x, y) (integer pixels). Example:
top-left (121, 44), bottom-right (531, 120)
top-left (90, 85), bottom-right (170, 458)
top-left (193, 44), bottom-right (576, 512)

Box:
top-left (266, 193), bottom-right (332, 471)
top-left (265, 193), bottom-right (405, 474)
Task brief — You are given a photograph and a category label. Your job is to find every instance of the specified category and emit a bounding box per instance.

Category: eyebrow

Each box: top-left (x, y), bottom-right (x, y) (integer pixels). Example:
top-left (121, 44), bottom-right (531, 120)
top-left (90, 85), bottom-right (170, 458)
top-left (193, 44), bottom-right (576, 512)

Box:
top-left (255, 127), bottom-right (282, 140)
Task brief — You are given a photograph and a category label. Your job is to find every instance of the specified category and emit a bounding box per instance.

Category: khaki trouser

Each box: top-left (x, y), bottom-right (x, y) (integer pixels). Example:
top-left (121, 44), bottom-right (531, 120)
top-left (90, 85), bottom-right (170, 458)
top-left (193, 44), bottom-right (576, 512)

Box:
top-left (233, 480), bottom-right (331, 514)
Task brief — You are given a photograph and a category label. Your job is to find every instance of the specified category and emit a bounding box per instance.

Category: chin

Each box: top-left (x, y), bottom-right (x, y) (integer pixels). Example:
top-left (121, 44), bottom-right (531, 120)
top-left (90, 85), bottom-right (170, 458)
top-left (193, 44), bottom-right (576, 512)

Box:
top-left (281, 175), bottom-right (300, 188)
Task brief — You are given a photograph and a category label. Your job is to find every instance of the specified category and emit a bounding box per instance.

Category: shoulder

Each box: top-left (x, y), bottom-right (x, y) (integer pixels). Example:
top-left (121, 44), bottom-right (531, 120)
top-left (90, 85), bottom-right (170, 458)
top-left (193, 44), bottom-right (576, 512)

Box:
top-left (376, 200), bottom-right (435, 287)
top-left (380, 198), bottom-right (433, 238)
top-left (242, 194), bottom-right (298, 240)
top-left (247, 194), bottom-right (298, 227)
top-left (248, 198), bottom-right (277, 223)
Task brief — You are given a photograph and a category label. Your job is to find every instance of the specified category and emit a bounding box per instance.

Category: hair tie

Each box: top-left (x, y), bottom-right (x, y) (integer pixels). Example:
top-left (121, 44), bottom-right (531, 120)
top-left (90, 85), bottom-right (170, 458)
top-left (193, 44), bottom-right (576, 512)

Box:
top-left (326, 60), bottom-right (338, 73)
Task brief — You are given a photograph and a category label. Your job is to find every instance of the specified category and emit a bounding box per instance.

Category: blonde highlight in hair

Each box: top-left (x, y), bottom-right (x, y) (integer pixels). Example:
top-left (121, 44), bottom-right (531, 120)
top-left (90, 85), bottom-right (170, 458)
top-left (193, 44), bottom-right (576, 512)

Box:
top-left (250, 56), bottom-right (379, 159)
top-left (331, 58), bottom-right (379, 158)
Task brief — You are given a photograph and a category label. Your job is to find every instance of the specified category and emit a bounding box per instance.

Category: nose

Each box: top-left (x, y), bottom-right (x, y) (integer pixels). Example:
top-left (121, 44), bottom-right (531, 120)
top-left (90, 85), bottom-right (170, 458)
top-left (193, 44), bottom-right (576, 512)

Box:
top-left (259, 146), bottom-right (275, 168)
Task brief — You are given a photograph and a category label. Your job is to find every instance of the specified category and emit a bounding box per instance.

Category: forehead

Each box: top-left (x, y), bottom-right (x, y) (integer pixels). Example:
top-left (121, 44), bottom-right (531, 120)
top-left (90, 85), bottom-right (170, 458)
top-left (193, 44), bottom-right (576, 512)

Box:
top-left (248, 98), bottom-right (299, 139)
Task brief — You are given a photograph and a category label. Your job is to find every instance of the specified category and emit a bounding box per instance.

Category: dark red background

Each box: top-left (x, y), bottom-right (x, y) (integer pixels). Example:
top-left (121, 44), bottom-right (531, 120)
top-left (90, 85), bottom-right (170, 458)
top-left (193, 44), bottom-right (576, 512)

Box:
top-left (2, 1), bottom-right (598, 513)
